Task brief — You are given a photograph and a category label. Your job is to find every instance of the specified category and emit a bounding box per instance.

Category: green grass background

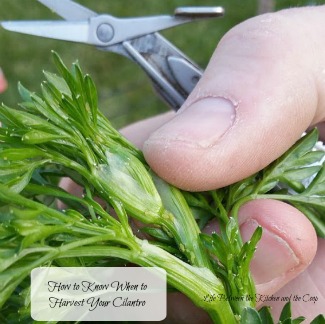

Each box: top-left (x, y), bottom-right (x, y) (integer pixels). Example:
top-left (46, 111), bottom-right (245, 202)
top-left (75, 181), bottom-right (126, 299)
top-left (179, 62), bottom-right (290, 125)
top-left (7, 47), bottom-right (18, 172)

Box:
top-left (0, 0), bottom-right (323, 128)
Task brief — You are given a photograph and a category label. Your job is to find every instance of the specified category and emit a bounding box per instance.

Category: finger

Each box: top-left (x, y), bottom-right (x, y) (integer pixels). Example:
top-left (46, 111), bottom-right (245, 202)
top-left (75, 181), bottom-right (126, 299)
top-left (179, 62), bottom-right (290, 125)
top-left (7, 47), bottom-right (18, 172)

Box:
top-left (144, 7), bottom-right (325, 191)
top-left (0, 68), bottom-right (7, 93)
top-left (204, 200), bottom-right (317, 303)
top-left (166, 199), bottom-right (318, 323)
top-left (262, 238), bottom-right (324, 323)
top-left (237, 199), bottom-right (317, 300)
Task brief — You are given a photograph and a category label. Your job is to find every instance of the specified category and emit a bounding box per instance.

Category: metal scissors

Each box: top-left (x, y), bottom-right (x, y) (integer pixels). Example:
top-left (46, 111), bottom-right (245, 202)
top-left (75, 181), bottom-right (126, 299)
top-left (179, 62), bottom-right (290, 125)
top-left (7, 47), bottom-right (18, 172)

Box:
top-left (1, 0), bottom-right (224, 110)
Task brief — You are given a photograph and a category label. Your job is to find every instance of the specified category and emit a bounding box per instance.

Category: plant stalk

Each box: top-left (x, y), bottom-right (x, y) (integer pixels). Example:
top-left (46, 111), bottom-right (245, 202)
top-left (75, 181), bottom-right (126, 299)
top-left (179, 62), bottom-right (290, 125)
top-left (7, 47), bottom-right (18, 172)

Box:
top-left (58, 240), bottom-right (237, 324)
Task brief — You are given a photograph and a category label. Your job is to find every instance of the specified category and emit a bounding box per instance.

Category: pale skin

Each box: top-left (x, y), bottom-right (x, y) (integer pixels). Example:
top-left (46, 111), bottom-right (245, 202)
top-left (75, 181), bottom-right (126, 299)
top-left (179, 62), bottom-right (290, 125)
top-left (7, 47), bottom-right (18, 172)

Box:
top-left (63, 6), bottom-right (324, 323)
top-left (0, 67), bottom-right (7, 93)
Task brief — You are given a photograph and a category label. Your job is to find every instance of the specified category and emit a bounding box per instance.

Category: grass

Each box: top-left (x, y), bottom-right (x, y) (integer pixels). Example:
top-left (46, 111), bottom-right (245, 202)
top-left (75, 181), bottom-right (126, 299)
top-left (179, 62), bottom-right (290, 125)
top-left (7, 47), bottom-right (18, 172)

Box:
top-left (0, 0), bottom-right (322, 128)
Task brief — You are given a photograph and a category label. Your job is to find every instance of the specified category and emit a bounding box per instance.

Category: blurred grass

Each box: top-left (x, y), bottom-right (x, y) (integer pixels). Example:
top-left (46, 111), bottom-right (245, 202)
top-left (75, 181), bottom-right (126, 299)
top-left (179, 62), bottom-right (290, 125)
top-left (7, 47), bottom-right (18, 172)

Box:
top-left (0, 0), bottom-right (323, 128)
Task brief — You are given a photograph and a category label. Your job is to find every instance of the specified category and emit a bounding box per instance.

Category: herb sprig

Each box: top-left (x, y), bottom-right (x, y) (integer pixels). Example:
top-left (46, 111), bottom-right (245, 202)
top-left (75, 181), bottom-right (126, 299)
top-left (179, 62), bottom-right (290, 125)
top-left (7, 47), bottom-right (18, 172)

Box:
top-left (0, 53), bottom-right (324, 323)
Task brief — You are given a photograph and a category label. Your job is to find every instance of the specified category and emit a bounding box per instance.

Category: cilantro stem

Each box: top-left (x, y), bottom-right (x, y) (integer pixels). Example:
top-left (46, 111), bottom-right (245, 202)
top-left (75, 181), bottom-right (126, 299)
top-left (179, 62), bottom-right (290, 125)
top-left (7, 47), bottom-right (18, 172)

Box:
top-left (56, 241), bottom-right (237, 324)
top-left (153, 175), bottom-right (214, 270)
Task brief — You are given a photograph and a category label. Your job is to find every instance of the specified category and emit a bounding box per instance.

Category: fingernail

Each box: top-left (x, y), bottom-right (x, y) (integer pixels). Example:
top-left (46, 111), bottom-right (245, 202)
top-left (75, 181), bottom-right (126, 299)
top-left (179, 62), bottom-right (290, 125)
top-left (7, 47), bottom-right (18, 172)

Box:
top-left (148, 97), bottom-right (236, 148)
top-left (240, 219), bottom-right (300, 285)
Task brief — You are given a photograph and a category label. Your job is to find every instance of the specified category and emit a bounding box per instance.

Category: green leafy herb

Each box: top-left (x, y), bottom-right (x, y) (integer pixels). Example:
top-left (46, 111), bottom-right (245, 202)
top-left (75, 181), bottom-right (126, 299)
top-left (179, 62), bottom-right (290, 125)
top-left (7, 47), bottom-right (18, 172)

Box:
top-left (239, 302), bottom-right (314, 324)
top-left (0, 52), bottom-right (324, 323)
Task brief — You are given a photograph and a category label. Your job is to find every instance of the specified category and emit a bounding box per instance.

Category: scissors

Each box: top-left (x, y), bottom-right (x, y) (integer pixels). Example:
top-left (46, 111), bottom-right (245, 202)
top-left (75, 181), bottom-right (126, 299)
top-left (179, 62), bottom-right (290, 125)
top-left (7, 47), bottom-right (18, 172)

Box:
top-left (1, 0), bottom-right (224, 110)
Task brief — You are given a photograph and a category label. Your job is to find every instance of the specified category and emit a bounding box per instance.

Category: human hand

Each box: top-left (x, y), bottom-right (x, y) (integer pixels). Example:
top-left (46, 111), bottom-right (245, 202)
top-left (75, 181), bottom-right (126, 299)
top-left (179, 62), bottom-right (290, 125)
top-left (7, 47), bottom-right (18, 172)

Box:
top-left (0, 68), bottom-right (7, 93)
top-left (120, 6), bottom-right (325, 322)
top-left (121, 114), bottom-right (323, 323)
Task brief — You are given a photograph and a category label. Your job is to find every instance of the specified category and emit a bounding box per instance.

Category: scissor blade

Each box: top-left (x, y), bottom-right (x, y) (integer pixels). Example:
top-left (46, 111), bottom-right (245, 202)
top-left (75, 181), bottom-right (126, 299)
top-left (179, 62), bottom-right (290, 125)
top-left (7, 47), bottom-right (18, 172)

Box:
top-left (1, 21), bottom-right (91, 44)
top-left (37, 0), bottom-right (97, 21)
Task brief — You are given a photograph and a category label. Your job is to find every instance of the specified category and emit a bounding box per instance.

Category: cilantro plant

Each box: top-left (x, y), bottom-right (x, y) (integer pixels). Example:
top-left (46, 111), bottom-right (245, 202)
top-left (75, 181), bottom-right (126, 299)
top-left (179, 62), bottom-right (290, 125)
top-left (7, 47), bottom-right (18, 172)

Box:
top-left (0, 53), bottom-right (324, 323)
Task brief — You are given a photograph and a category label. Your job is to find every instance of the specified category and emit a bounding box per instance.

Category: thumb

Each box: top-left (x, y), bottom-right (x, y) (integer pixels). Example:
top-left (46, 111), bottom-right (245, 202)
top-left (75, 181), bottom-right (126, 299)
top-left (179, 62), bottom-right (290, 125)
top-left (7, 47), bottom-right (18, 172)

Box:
top-left (144, 7), bottom-right (325, 191)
